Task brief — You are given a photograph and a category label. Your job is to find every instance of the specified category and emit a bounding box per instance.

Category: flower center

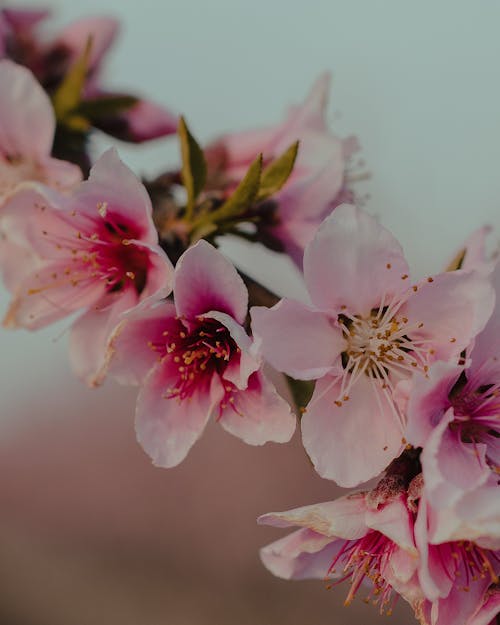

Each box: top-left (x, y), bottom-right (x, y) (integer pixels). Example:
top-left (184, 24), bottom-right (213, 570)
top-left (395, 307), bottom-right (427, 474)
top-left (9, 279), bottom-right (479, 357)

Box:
top-left (336, 305), bottom-right (429, 406)
top-left (326, 531), bottom-right (397, 615)
top-left (435, 541), bottom-right (500, 591)
top-left (30, 202), bottom-right (150, 300)
top-left (151, 316), bottom-right (239, 402)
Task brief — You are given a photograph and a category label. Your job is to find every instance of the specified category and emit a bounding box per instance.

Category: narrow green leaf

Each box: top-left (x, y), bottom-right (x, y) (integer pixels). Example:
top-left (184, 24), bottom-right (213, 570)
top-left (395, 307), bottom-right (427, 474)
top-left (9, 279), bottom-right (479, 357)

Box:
top-left (286, 376), bottom-right (315, 415)
top-left (52, 37), bottom-right (93, 122)
top-left (257, 141), bottom-right (299, 200)
top-left (190, 221), bottom-right (218, 243)
top-left (206, 153), bottom-right (262, 224)
top-left (178, 116), bottom-right (207, 220)
top-left (76, 95), bottom-right (139, 119)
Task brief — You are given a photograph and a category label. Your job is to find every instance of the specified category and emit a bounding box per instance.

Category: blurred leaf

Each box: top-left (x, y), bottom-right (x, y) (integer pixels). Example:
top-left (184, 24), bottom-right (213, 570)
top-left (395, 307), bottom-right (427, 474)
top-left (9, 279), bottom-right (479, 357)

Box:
top-left (76, 95), bottom-right (138, 119)
top-left (52, 37), bottom-right (92, 123)
top-left (190, 221), bottom-right (218, 243)
top-left (446, 249), bottom-right (465, 271)
top-left (178, 116), bottom-right (207, 219)
top-left (286, 376), bottom-right (314, 415)
top-left (207, 154), bottom-right (262, 224)
top-left (257, 141), bottom-right (299, 200)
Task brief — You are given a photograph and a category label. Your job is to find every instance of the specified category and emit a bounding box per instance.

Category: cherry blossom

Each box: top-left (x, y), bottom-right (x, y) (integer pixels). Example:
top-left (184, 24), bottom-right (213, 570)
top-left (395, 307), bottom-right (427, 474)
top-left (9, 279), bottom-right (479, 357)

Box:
top-left (0, 8), bottom-right (177, 143)
top-left (252, 205), bottom-right (495, 486)
top-left (414, 495), bottom-right (500, 625)
top-left (407, 261), bottom-right (500, 522)
top-left (205, 74), bottom-right (357, 266)
top-left (105, 240), bottom-right (295, 467)
top-left (1, 148), bottom-right (173, 384)
top-left (258, 474), bottom-right (422, 616)
top-left (0, 60), bottom-right (81, 202)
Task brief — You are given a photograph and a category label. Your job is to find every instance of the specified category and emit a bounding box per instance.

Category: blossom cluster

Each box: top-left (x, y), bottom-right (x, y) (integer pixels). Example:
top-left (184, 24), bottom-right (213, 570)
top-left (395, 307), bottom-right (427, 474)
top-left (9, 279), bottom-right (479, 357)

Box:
top-left (0, 7), bottom-right (498, 625)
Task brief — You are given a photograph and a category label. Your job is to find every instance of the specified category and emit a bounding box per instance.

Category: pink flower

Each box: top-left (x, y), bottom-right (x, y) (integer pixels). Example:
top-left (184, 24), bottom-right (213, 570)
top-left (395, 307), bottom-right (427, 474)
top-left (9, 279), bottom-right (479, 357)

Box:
top-left (0, 60), bottom-right (81, 202)
top-left (407, 261), bottom-right (500, 520)
top-left (0, 8), bottom-right (177, 143)
top-left (1, 148), bottom-right (173, 385)
top-left (251, 205), bottom-right (495, 486)
top-left (258, 477), bottom-right (421, 616)
top-left (205, 74), bottom-right (357, 266)
top-left (414, 495), bottom-right (500, 625)
top-left (106, 240), bottom-right (296, 468)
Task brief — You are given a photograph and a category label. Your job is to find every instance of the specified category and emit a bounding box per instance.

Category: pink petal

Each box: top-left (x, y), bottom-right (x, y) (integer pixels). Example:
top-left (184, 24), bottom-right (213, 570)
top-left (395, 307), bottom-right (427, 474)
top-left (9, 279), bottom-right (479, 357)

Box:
top-left (74, 148), bottom-right (158, 244)
top-left (281, 73), bottom-right (331, 135)
top-left (69, 287), bottom-right (137, 386)
top-left (251, 300), bottom-right (344, 379)
top-left (219, 371), bottom-right (295, 445)
top-left (55, 16), bottom-right (119, 76)
top-left (258, 493), bottom-right (368, 539)
top-left (431, 575), bottom-right (491, 625)
top-left (174, 240), bottom-right (248, 324)
top-left (118, 98), bottom-right (178, 142)
top-left (406, 362), bottom-right (463, 447)
top-left (4, 260), bottom-right (107, 329)
top-left (0, 60), bottom-right (55, 160)
top-left (135, 363), bottom-right (224, 468)
top-left (414, 498), bottom-right (454, 601)
top-left (365, 497), bottom-right (417, 554)
top-left (470, 261), bottom-right (500, 372)
top-left (2, 8), bottom-right (50, 33)
top-left (106, 300), bottom-right (177, 386)
top-left (0, 183), bottom-right (72, 260)
top-left (301, 375), bottom-right (404, 486)
top-left (421, 408), bottom-right (490, 509)
top-left (404, 270), bottom-right (495, 362)
top-left (468, 589), bottom-right (500, 625)
top-left (132, 239), bottom-right (174, 300)
top-left (304, 205), bottom-right (410, 314)
top-left (0, 236), bottom-right (37, 291)
top-left (41, 156), bottom-right (82, 193)
top-left (206, 310), bottom-right (260, 389)
top-left (260, 527), bottom-right (342, 580)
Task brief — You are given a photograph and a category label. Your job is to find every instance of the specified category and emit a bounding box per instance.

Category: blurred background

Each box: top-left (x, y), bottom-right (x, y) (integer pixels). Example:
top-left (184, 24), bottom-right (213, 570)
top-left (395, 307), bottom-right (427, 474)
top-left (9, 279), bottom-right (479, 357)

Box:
top-left (1, 1), bottom-right (500, 623)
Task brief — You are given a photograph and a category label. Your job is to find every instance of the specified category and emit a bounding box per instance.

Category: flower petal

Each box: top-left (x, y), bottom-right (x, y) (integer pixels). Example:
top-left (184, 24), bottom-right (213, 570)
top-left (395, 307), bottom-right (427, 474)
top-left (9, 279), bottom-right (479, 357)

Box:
top-left (260, 528), bottom-right (342, 580)
top-left (174, 240), bottom-right (248, 324)
top-left (55, 16), bottom-right (119, 77)
top-left (301, 375), bottom-right (404, 486)
top-left (304, 204), bottom-right (409, 314)
top-left (4, 260), bottom-right (107, 329)
top-left (219, 371), bottom-right (295, 445)
top-left (135, 363), bottom-right (224, 468)
top-left (69, 287), bottom-right (137, 386)
top-left (106, 300), bottom-right (177, 386)
top-left (404, 270), bottom-right (495, 362)
top-left (258, 492), bottom-right (368, 539)
top-left (206, 310), bottom-right (259, 389)
top-left (406, 362), bottom-right (462, 447)
top-left (0, 60), bottom-right (54, 160)
top-left (251, 299), bottom-right (344, 379)
top-left (421, 408), bottom-right (490, 509)
top-left (74, 148), bottom-right (158, 244)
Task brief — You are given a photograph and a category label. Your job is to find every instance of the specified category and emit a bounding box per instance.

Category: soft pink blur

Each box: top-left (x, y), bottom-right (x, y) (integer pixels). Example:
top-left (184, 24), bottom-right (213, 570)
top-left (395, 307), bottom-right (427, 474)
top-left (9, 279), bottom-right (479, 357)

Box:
top-left (0, 366), bottom-right (413, 624)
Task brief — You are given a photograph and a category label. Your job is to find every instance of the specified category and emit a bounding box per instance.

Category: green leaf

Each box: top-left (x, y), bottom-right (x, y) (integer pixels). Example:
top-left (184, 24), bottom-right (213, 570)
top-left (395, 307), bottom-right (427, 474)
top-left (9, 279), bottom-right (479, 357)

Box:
top-left (286, 376), bottom-right (315, 415)
top-left (206, 153), bottom-right (262, 224)
top-left (52, 37), bottom-right (93, 123)
top-left (257, 141), bottom-right (299, 200)
top-left (76, 95), bottom-right (139, 120)
top-left (190, 221), bottom-right (218, 243)
top-left (178, 116), bottom-right (207, 220)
